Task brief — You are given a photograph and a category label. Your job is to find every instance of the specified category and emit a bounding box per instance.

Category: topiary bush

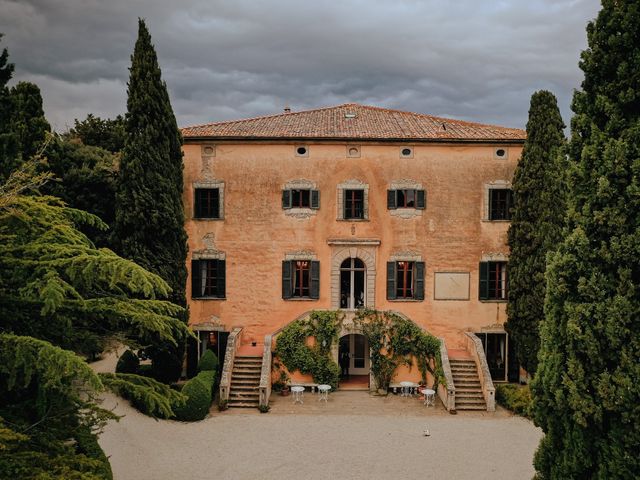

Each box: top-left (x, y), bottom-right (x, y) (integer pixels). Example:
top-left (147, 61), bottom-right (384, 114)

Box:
top-left (197, 349), bottom-right (219, 373)
top-left (173, 370), bottom-right (216, 421)
top-left (496, 384), bottom-right (532, 418)
top-left (116, 349), bottom-right (140, 374)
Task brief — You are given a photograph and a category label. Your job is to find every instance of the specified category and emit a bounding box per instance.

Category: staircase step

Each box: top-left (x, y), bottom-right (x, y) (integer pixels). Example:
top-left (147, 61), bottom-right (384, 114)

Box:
top-left (456, 398), bottom-right (486, 405)
top-left (456, 404), bottom-right (487, 411)
top-left (230, 385), bottom-right (259, 390)
top-left (228, 401), bottom-right (259, 408)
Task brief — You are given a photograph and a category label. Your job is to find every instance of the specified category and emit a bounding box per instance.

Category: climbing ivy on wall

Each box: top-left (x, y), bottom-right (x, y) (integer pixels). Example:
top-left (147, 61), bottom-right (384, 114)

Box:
top-left (274, 311), bottom-right (343, 389)
top-left (355, 310), bottom-right (442, 391)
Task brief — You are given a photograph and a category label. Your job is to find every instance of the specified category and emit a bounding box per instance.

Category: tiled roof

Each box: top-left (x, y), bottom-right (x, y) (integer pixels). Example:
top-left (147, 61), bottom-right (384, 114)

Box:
top-left (181, 103), bottom-right (525, 142)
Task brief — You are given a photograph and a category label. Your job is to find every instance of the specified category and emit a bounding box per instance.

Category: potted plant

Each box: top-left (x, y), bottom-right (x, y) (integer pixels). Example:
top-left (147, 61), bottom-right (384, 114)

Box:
top-left (279, 370), bottom-right (291, 396)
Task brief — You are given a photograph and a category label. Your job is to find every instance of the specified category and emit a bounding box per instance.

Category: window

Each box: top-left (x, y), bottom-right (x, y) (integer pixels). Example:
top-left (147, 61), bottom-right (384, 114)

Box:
top-left (191, 259), bottom-right (225, 299)
top-left (489, 189), bottom-right (513, 220)
top-left (194, 188), bottom-right (220, 219)
top-left (386, 261), bottom-right (425, 300)
top-left (282, 189), bottom-right (320, 209)
top-left (282, 260), bottom-right (319, 299)
top-left (387, 189), bottom-right (426, 210)
top-left (479, 261), bottom-right (508, 300)
top-left (344, 189), bottom-right (364, 219)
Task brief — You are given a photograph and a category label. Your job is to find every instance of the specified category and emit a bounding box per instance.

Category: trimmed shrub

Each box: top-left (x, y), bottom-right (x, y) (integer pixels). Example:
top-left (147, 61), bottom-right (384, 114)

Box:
top-left (74, 425), bottom-right (114, 480)
top-left (116, 349), bottom-right (140, 374)
top-left (174, 370), bottom-right (216, 421)
top-left (197, 349), bottom-right (219, 373)
top-left (496, 384), bottom-right (532, 418)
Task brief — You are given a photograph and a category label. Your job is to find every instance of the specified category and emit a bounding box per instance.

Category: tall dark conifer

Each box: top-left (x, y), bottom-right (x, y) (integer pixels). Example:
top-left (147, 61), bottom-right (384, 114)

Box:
top-left (532, 1), bottom-right (640, 478)
top-left (0, 34), bottom-right (18, 180)
top-left (9, 81), bottom-right (50, 159)
top-left (506, 90), bottom-right (565, 376)
top-left (114, 19), bottom-right (188, 382)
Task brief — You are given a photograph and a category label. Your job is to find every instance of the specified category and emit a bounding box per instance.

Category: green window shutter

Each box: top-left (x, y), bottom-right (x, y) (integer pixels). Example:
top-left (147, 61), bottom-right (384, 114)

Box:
top-left (282, 260), bottom-right (292, 299)
top-left (282, 190), bottom-right (291, 209)
top-left (387, 261), bottom-right (397, 300)
top-left (194, 190), bottom-right (202, 218)
top-left (191, 260), bottom-right (202, 298)
top-left (479, 262), bottom-right (489, 300)
top-left (416, 190), bottom-right (426, 209)
top-left (217, 260), bottom-right (226, 298)
top-left (311, 190), bottom-right (320, 209)
top-left (415, 262), bottom-right (425, 300)
top-left (310, 261), bottom-right (320, 299)
top-left (488, 189), bottom-right (495, 220)
top-left (387, 190), bottom-right (397, 209)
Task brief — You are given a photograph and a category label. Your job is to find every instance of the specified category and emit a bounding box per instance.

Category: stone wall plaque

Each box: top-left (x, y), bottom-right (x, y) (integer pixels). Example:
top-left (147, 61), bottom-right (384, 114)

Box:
top-left (434, 272), bottom-right (470, 300)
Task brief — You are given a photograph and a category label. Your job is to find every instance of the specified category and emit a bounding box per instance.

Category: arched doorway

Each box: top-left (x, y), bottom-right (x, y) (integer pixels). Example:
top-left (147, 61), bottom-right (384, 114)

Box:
top-left (340, 258), bottom-right (366, 309)
top-left (338, 333), bottom-right (370, 389)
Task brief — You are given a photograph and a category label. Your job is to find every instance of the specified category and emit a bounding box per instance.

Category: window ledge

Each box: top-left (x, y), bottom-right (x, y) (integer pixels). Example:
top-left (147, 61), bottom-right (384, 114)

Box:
top-left (193, 217), bottom-right (224, 221)
top-left (389, 208), bottom-right (424, 219)
top-left (284, 208), bottom-right (317, 219)
top-left (283, 297), bottom-right (318, 301)
top-left (481, 219), bottom-right (510, 223)
top-left (193, 296), bottom-right (226, 301)
top-left (337, 218), bottom-right (369, 222)
top-left (479, 299), bottom-right (508, 303)
top-left (387, 298), bottom-right (424, 302)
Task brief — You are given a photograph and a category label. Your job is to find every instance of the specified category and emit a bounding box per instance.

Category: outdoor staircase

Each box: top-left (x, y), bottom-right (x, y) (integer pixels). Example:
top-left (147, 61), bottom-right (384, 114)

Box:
top-left (228, 355), bottom-right (262, 408)
top-left (450, 358), bottom-right (486, 411)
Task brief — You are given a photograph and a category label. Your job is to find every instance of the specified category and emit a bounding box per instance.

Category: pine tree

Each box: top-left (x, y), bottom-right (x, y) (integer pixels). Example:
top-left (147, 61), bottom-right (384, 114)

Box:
top-left (506, 90), bottom-right (566, 376)
top-left (0, 161), bottom-right (189, 478)
top-left (113, 19), bottom-right (188, 383)
top-left (531, 1), bottom-right (640, 478)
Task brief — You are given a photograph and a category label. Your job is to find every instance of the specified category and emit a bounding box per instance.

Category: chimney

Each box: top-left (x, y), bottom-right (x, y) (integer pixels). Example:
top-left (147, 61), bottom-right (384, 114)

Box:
top-left (284, 105), bottom-right (291, 113)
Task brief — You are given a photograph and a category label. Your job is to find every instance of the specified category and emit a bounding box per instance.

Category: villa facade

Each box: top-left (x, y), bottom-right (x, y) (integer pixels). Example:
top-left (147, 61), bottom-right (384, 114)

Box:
top-left (181, 103), bottom-right (525, 390)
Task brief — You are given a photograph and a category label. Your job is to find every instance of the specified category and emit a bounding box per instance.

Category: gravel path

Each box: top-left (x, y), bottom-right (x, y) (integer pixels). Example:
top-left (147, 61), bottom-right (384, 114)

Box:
top-left (99, 392), bottom-right (541, 480)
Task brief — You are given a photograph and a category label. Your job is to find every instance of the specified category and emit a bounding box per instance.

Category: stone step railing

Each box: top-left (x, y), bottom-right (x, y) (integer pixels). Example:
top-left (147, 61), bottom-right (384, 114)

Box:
top-left (258, 334), bottom-right (272, 409)
top-left (463, 332), bottom-right (495, 411)
top-left (219, 327), bottom-right (243, 404)
top-left (438, 337), bottom-right (456, 412)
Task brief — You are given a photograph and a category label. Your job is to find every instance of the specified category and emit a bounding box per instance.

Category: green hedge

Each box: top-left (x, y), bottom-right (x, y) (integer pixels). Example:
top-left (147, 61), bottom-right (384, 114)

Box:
top-left (496, 384), bottom-right (532, 418)
top-left (115, 349), bottom-right (139, 374)
top-left (174, 370), bottom-right (216, 421)
top-left (197, 349), bottom-right (219, 372)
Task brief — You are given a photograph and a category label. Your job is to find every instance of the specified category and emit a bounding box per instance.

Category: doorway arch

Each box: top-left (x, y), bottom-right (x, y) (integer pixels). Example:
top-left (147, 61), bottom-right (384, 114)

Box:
top-left (331, 247), bottom-right (376, 309)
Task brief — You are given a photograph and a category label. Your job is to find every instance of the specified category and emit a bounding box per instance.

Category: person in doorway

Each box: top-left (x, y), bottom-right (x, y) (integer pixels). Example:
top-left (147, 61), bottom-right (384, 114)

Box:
top-left (339, 350), bottom-right (350, 379)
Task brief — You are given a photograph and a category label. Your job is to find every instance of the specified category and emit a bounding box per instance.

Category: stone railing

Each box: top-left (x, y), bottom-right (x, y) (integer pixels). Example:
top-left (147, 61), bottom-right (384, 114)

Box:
top-left (258, 334), bottom-right (272, 408)
top-left (438, 337), bottom-right (456, 412)
top-left (219, 327), bottom-right (243, 404)
top-left (464, 332), bottom-right (495, 411)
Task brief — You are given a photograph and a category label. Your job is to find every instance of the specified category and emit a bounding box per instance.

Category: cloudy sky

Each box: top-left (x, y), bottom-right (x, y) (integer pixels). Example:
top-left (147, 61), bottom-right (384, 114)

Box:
top-left (1, 0), bottom-right (600, 132)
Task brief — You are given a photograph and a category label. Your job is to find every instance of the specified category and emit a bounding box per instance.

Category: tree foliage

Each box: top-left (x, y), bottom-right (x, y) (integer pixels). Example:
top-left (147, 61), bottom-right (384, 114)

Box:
top-left (41, 134), bottom-right (118, 247)
top-left (113, 19), bottom-right (188, 383)
top-left (506, 90), bottom-right (566, 375)
top-left (67, 113), bottom-right (125, 153)
top-left (99, 373), bottom-right (186, 419)
top-left (531, 2), bottom-right (640, 478)
top-left (0, 161), bottom-right (190, 478)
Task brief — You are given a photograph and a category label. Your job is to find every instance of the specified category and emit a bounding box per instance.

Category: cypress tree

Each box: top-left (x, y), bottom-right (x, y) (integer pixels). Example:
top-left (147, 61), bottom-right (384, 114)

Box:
top-left (9, 81), bottom-right (50, 160)
top-left (531, 1), bottom-right (640, 478)
top-left (114, 19), bottom-right (188, 383)
top-left (0, 34), bottom-right (18, 181)
top-left (506, 90), bottom-right (566, 376)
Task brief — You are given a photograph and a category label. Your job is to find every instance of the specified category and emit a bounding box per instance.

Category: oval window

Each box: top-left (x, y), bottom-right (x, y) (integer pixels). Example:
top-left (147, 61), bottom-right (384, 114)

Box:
top-left (401, 148), bottom-right (412, 157)
top-left (296, 146), bottom-right (307, 155)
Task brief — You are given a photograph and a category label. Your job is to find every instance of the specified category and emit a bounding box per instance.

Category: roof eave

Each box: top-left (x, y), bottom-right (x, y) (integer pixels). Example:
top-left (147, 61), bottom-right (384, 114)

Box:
top-left (182, 135), bottom-right (525, 145)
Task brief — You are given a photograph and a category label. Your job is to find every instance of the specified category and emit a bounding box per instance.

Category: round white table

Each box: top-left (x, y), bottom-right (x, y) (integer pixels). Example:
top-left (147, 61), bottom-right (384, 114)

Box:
top-left (291, 386), bottom-right (305, 404)
top-left (318, 384), bottom-right (331, 402)
top-left (421, 388), bottom-right (436, 406)
top-left (400, 381), bottom-right (417, 397)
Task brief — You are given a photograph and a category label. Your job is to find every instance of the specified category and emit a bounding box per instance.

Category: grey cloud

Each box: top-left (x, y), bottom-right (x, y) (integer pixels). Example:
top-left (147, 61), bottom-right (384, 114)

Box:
top-left (0, 0), bottom-right (601, 131)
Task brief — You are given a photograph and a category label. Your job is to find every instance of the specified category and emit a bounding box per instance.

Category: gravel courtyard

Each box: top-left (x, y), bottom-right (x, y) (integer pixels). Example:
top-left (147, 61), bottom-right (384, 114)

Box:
top-left (99, 391), bottom-right (541, 480)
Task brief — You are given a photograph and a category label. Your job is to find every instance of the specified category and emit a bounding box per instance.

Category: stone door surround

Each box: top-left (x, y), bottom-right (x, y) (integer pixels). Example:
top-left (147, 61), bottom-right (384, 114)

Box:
top-left (327, 238), bottom-right (379, 310)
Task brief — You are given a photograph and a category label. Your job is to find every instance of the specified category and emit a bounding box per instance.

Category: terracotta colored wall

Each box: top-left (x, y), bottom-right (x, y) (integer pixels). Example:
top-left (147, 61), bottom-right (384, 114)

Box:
top-left (183, 142), bottom-right (521, 349)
